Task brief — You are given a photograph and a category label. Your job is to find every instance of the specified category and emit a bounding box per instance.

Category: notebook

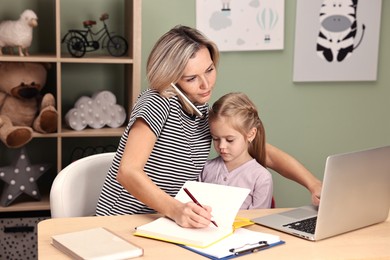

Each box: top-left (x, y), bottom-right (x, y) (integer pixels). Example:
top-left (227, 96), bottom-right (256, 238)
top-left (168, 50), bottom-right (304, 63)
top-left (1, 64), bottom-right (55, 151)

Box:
top-left (252, 145), bottom-right (390, 241)
top-left (133, 181), bottom-right (250, 248)
top-left (52, 227), bottom-right (143, 259)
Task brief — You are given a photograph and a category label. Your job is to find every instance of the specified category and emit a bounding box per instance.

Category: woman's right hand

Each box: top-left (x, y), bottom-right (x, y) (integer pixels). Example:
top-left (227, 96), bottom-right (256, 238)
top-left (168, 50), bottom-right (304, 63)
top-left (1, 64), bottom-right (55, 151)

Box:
top-left (171, 201), bottom-right (214, 228)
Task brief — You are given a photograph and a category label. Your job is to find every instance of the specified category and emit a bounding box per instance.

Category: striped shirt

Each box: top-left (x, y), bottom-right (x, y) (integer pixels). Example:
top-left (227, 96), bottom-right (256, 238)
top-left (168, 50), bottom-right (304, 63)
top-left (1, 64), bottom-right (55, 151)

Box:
top-left (96, 89), bottom-right (211, 215)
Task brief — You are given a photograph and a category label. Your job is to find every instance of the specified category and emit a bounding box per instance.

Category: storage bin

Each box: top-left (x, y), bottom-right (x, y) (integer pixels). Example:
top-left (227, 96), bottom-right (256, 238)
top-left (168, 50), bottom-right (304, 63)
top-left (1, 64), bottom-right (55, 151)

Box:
top-left (0, 211), bottom-right (50, 260)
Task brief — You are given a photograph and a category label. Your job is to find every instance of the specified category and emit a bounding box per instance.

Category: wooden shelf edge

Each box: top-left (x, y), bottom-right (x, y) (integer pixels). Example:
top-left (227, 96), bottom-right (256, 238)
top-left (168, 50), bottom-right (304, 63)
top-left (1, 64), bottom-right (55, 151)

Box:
top-left (0, 55), bottom-right (133, 64)
top-left (0, 54), bottom-right (57, 62)
top-left (31, 127), bottom-right (125, 138)
top-left (60, 55), bottom-right (134, 64)
top-left (0, 194), bottom-right (50, 213)
top-left (60, 127), bottom-right (125, 137)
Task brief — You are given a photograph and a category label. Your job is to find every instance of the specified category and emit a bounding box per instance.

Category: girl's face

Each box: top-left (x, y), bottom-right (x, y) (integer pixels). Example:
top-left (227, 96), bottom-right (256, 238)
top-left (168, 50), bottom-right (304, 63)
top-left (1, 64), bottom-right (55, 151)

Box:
top-left (210, 117), bottom-right (254, 167)
top-left (177, 47), bottom-right (217, 105)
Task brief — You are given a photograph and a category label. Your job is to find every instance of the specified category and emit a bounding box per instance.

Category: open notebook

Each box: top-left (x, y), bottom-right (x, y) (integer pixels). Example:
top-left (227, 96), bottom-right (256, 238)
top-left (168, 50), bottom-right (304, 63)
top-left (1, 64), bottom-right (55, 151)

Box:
top-left (133, 181), bottom-right (250, 248)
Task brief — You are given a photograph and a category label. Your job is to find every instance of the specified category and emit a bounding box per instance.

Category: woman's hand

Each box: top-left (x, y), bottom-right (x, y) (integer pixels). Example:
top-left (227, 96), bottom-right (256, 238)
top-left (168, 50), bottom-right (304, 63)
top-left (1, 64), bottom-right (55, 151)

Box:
top-left (171, 202), bottom-right (214, 228)
top-left (310, 180), bottom-right (322, 206)
top-left (265, 143), bottom-right (323, 206)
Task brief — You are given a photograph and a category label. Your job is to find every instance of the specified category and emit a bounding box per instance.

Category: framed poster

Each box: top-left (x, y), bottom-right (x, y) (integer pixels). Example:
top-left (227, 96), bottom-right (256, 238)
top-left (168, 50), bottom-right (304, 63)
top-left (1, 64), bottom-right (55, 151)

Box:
top-left (196, 0), bottom-right (284, 52)
top-left (293, 0), bottom-right (382, 82)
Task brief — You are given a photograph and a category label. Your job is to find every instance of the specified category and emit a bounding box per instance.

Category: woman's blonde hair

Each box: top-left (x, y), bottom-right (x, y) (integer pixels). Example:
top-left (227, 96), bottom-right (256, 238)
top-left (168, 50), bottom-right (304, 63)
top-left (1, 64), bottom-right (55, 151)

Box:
top-left (209, 92), bottom-right (267, 166)
top-left (146, 25), bottom-right (219, 115)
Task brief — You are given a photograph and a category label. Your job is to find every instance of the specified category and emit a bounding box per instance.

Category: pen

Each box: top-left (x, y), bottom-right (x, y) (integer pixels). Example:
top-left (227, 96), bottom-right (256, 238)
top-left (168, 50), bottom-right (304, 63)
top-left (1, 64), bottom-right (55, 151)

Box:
top-left (229, 241), bottom-right (269, 256)
top-left (183, 187), bottom-right (218, 227)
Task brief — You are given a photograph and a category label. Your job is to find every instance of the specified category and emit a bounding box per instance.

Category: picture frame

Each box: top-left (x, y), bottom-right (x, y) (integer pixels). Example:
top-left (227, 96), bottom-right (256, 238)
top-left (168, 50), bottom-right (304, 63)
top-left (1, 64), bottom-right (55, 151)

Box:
top-left (293, 0), bottom-right (382, 82)
top-left (196, 0), bottom-right (284, 52)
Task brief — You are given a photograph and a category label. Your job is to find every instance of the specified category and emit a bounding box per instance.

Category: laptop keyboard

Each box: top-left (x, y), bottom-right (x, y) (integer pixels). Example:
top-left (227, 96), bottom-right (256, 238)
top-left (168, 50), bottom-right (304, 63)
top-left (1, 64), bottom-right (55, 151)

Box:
top-left (283, 216), bottom-right (317, 234)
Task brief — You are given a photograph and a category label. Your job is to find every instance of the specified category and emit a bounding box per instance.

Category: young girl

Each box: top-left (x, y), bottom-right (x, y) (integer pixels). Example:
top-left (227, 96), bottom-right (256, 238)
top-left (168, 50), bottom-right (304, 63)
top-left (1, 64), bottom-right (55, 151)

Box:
top-left (201, 92), bottom-right (273, 209)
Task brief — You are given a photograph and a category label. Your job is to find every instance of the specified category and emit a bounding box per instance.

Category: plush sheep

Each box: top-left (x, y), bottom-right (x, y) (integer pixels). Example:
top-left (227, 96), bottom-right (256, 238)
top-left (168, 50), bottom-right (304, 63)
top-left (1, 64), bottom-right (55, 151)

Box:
top-left (0, 9), bottom-right (38, 56)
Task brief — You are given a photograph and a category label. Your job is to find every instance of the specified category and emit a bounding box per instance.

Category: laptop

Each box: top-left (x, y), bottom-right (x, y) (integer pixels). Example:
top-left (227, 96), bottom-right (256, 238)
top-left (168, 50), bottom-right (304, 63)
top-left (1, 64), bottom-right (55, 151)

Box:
top-left (252, 145), bottom-right (390, 241)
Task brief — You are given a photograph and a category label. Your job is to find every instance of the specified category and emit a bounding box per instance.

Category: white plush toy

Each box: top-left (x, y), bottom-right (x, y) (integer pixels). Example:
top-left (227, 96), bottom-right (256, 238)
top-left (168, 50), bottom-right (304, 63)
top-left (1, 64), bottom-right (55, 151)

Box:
top-left (0, 9), bottom-right (38, 56)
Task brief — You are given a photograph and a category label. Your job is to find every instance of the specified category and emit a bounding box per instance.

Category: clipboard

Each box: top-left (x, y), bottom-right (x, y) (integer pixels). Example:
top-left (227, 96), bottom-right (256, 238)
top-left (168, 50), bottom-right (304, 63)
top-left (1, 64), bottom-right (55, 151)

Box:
top-left (180, 228), bottom-right (285, 259)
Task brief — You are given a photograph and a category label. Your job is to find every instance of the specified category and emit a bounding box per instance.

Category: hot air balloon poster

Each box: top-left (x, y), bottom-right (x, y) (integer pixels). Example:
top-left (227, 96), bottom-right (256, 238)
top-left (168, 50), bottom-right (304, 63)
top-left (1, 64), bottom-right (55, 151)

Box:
top-left (293, 0), bottom-right (382, 82)
top-left (196, 0), bottom-right (284, 52)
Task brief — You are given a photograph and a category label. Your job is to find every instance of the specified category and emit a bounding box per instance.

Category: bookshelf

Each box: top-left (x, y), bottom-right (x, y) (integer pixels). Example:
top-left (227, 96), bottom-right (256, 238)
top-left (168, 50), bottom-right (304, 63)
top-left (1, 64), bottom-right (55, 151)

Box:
top-left (0, 0), bottom-right (141, 212)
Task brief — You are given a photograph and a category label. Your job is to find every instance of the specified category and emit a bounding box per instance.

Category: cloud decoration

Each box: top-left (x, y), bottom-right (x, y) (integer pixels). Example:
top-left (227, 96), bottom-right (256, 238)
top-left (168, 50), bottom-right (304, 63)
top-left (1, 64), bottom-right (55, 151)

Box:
top-left (65, 90), bottom-right (127, 131)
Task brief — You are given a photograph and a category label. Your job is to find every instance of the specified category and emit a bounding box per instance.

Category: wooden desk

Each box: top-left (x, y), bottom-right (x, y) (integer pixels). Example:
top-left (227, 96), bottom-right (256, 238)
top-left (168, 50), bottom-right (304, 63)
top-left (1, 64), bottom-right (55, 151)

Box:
top-left (38, 208), bottom-right (390, 259)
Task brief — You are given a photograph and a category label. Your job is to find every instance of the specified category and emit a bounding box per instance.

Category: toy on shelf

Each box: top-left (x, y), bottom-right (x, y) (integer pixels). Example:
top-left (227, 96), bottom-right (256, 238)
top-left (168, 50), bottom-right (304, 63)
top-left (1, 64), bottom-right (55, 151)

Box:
top-left (61, 13), bottom-right (128, 58)
top-left (0, 147), bottom-right (50, 207)
top-left (65, 90), bottom-right (126, 131)
top-left (0, 9), bottom-right (38, 56)
top-left (0, 62), bottom-right (58, 148)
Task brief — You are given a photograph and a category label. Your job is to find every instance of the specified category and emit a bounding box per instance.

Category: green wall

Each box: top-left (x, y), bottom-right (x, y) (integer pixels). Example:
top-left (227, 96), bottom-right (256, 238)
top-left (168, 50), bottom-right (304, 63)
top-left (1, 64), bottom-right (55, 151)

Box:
top-left (0, 0), bottom-right (388, 208)
top-left (141, 1), bottom-right (390, 207)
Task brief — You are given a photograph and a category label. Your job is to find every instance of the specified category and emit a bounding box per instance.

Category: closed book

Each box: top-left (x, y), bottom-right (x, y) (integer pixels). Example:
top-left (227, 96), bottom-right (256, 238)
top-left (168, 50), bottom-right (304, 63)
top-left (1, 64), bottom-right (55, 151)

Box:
top-left (52, 227), bottom-right (143, 259)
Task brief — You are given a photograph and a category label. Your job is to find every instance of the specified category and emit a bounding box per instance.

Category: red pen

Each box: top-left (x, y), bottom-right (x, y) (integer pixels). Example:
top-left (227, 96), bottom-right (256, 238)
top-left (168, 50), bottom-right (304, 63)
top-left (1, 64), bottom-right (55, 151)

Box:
top-left (183, 187), bottom-right (218, 227)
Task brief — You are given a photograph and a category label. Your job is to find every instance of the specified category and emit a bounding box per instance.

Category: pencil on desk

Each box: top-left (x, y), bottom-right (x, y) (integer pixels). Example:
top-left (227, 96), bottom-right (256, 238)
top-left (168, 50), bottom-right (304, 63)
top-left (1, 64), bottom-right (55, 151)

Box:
top-left (183, 187), bottom-right (218, 227)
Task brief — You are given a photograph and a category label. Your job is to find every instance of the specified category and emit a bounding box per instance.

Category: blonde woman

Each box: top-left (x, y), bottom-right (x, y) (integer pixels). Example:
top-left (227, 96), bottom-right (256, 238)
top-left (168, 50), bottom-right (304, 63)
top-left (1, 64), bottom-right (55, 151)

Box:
top-left (96, 25), bottom-right (322, 228)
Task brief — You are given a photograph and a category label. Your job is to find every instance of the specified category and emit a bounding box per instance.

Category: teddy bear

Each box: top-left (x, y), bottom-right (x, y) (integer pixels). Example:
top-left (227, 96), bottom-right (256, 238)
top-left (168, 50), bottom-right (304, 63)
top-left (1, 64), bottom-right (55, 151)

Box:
top-left (0, 62), bottom-right (58, 148)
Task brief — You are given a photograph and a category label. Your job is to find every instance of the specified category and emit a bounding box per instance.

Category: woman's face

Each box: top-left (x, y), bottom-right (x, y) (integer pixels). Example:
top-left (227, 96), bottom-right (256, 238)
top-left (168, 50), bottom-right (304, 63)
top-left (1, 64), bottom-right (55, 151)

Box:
top-left (177, 47), bottom-right (217, 105)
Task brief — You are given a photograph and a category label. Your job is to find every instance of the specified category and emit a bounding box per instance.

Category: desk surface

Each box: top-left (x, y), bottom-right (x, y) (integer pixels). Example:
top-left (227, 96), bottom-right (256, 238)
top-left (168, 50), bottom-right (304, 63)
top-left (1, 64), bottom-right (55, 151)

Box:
top-left (38, 208), bottom-right (390, 259)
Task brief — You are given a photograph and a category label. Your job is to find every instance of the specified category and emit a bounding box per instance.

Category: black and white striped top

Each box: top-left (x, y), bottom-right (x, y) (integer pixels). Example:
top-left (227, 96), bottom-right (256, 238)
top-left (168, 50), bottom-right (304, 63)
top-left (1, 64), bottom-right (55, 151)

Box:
top-left (96, 89), bottom-right (211, 215)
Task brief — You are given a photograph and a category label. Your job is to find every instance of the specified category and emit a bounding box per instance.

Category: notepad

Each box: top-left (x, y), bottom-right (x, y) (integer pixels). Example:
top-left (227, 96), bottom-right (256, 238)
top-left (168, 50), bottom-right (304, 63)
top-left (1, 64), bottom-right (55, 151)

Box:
top-left (133, 181), bottom-right (250, 248)
top-left (183, 228), bottom-right (284, 259)
top-left (52, 227), bottom-right (143, 260)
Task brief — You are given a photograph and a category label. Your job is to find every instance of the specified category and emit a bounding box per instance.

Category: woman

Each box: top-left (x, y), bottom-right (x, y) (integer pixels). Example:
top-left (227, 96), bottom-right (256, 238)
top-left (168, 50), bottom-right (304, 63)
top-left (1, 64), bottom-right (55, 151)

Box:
top-left (96, 25), bottom-right (322, 228)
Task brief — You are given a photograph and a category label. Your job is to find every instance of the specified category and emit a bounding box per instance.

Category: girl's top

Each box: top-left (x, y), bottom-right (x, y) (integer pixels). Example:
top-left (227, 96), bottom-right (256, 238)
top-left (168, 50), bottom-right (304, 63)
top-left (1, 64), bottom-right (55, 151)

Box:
top-left (201, 156), bottom-right (273, 209)
top-left (96, 89), bottom-right (211, 215)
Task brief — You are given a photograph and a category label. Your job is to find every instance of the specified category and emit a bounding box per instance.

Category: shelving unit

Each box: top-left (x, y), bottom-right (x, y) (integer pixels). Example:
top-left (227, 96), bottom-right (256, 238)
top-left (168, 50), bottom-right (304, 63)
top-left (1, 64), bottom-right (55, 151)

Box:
top-left (0, 0), bottom-right (141, 213)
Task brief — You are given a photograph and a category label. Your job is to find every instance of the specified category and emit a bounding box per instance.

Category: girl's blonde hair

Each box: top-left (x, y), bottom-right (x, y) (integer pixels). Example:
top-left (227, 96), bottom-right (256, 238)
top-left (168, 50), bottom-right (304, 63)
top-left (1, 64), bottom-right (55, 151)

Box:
top-left (146, 25), bottom-right (219, 115)
top-left (209, 92), bottom-right (267, 166)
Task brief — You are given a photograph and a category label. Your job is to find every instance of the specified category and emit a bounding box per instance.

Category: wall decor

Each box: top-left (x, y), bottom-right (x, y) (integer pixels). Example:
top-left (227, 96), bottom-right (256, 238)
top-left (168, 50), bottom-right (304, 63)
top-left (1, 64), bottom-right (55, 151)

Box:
top-left (293, 0), bottom-right (382, 82)
top-left (0, 147), bottom-right (50, 207)
top-left (65, 90), bottom-right (127, 131)
top-left (196, 0), bottom-right (284, 52)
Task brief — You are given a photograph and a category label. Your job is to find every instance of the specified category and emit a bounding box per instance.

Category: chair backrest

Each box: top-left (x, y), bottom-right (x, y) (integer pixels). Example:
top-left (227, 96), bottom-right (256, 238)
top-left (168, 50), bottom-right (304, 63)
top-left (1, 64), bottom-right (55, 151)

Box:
top-left (50, 152), bottom-right (115, 218)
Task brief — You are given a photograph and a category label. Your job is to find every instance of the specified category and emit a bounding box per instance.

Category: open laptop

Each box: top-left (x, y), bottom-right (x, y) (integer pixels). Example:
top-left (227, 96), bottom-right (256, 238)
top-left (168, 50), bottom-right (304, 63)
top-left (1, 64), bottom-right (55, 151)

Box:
top-left (252, 145), bottom-right (390, 241)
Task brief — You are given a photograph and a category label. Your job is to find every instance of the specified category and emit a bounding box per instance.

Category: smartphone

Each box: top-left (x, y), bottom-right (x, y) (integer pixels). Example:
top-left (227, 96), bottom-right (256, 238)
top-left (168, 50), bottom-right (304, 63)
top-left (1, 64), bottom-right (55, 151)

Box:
top-left (170, 83), bottom-right (203, 117)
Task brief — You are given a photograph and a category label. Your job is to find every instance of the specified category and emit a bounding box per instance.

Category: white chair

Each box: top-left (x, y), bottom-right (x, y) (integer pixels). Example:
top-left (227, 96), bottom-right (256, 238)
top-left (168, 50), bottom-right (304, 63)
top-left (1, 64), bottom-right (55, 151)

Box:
top-left (50, 152), bottom-right (115, 218)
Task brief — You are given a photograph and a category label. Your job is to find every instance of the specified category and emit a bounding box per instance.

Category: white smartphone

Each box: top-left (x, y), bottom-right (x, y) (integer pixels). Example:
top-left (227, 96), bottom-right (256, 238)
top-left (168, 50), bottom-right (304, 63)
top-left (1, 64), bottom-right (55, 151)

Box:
top-left (170, 83), bottom-right (203, 117)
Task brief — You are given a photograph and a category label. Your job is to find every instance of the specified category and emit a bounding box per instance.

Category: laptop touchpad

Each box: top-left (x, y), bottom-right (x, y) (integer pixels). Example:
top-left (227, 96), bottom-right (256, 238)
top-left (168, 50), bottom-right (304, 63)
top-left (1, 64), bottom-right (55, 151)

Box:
top-left (280, 208), bottom-right (315, 219)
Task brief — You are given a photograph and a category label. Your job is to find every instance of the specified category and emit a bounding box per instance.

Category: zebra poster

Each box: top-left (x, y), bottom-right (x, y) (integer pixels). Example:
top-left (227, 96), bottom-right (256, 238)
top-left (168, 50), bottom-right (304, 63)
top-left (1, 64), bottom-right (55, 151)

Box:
top-left (196, 0), bottom-right (284, 52)
top-left (293, 0), bottom-right (382, 82)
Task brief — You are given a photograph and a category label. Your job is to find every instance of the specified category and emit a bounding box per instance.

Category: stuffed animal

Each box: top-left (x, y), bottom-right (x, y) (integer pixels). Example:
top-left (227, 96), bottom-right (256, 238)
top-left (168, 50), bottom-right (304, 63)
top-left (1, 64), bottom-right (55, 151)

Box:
top-left (0, 62), bottom-right (58, 148)
top-left (0, 9), bottom-right (38, 56)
